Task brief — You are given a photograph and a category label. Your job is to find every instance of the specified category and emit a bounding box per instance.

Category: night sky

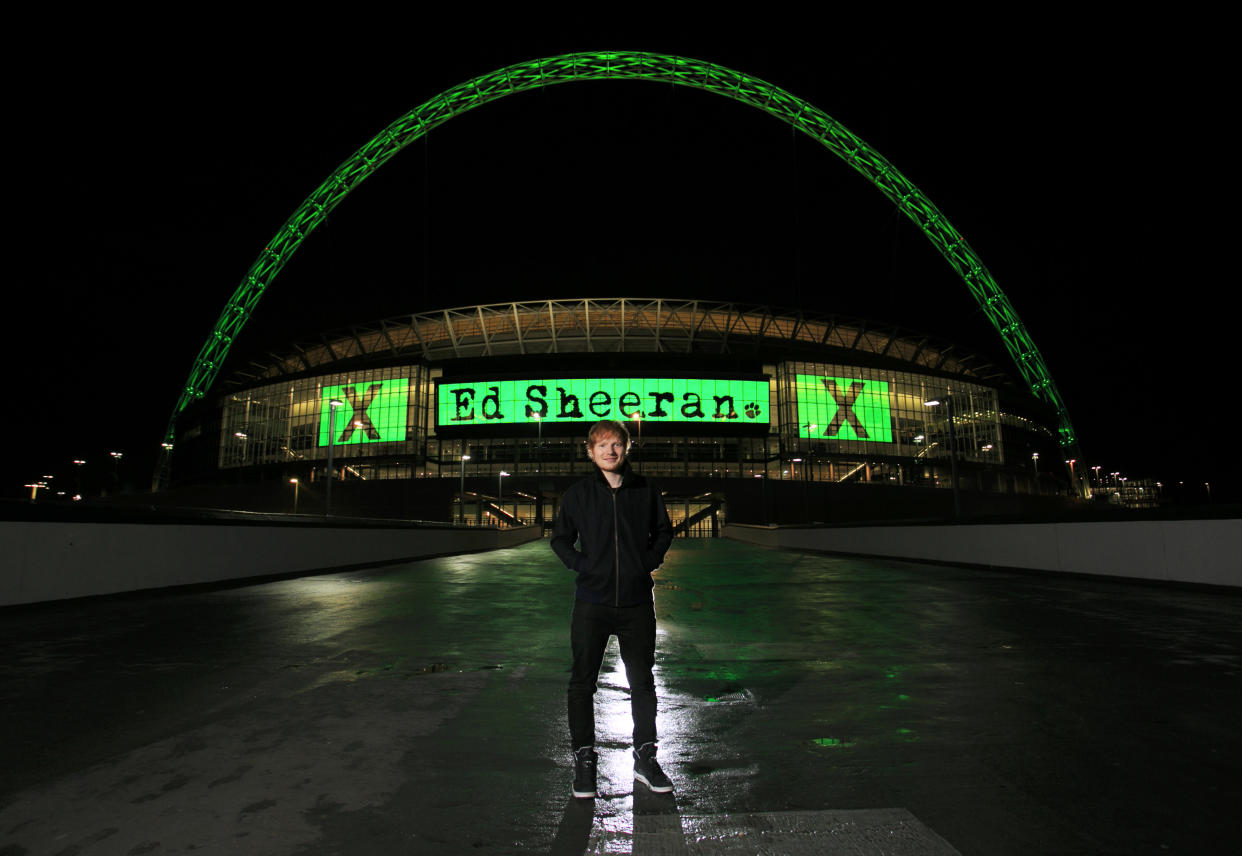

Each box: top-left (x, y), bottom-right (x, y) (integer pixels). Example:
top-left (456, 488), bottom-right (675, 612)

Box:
top-left (8, 32), bottom-right (1231, 502)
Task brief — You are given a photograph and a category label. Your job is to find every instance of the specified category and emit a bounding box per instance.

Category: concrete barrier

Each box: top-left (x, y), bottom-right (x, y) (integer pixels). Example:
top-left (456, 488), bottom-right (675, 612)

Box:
top-left (1, 519), bottom-right (542, 607)
top-left (724, 519), bottom-right (1242, 588)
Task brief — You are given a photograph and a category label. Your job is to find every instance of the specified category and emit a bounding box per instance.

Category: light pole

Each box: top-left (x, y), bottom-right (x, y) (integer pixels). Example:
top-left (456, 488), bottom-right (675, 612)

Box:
top-left (72, 459), bottom-right (86, 498)
top-left (1066, 458), bottom-right (1078, 497)
top-left (755, 473), bottom-right (768, 525)
top-left (290, 478), bottom-right (299, 514)
top-left (108, 451), bottom-right (123, 495)
top-left (801, 423), bottom-right (818, 475)
top-left (1092, 465), bottom-right (1101, 493)
top-left (324, 398), bottom-right (344, 516)
top-left (924, 397), bottom-right (960, 520)
top-left (498, 470), bottom-right (509, 522)
top-left (630, 411), bottom-right (642, 472)
top-left (534, 413), bottom-right (542, 473)
top-left (800, 422), bottom-right (819, 480)
top-left (459, 453), bottom-right (471, 524)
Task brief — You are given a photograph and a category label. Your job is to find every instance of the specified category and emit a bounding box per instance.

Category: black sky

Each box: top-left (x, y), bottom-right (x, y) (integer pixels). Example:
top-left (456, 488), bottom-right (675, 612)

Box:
top-left (8, 30), bottom-right (1231, 500)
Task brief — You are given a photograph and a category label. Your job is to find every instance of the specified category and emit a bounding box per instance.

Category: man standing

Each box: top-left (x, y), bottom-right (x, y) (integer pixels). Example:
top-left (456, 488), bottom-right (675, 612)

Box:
top-left (551, 419), bottom-right (675, 799)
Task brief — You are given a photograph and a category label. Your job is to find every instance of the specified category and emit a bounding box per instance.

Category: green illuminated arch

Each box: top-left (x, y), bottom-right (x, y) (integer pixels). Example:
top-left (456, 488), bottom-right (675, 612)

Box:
top-left (164, 51), bottom-right (1077, 472)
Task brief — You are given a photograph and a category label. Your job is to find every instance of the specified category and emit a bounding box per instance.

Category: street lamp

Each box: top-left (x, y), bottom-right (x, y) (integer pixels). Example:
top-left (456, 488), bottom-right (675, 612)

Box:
top-left (107, 451), bottom-right (123, 495)
top-left (534, 412), bottom-right (542, 473)
top-left (72, 459), bottom-right (86, 497)
top-left (924, 396), bottom-right (960, 520)
top-left (630, 411), bottom-right (642, 472)
top-left (498, 470), bottom-right (509, 522)
top-left (459, 453), bottom-right (471, 524)
top-left (800, 424), bottom-right (818, 480)
top-left (325, 398), bottom-right (345, 516)
top-left (754, 471), bottom-right (769, 524)
top-left (290, 478), bottom-right (299, 514)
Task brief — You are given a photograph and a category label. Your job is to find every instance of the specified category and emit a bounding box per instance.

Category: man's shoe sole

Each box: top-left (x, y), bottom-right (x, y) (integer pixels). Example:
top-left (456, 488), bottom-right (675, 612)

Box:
top-left (634, 773), bottom-right (673, 794)
top-left (572, 787), bottom-right (596, 798)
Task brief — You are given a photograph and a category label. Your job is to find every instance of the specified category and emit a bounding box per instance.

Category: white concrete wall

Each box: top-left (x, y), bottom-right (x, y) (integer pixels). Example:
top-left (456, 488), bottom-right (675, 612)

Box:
top-left (1, 521), bottom-right (542, 607)
top-left (724, 520), bottom-right (1242, 587)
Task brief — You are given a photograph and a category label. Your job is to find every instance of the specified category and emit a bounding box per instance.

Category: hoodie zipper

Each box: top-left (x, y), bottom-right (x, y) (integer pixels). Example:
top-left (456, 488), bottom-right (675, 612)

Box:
top-left (612, 488), bottom-right (620, 606)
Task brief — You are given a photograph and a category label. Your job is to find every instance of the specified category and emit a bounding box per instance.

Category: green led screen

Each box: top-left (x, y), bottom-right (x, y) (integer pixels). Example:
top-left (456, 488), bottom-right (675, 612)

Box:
top-left (319, 379), bottom-right (409, 446)
top-left (795, 375), bottom-right (893, 442)
top-left (437, 378), bottom-right (768, 427)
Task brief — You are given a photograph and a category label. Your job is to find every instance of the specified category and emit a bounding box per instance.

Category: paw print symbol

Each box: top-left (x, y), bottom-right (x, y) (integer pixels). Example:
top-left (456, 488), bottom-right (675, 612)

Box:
top-left (744, 402), bottom-right (761, 419)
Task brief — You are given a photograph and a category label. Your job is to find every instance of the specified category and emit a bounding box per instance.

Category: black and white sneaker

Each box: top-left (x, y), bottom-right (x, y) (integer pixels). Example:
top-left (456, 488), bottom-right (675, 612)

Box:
top-left (572, 746), bottom-right (597, 798)
top-left (633, 742), bottom-right (673, 793)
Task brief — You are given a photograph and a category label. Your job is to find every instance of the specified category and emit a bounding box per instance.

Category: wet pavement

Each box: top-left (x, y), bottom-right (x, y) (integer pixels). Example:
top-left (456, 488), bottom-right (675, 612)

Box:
top-left (1, 539), bottom-right (1239, 855)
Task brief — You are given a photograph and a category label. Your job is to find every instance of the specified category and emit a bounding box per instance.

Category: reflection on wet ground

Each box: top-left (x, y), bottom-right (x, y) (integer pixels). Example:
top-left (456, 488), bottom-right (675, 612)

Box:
top-left (1, 539), bottom-right (1239, 854)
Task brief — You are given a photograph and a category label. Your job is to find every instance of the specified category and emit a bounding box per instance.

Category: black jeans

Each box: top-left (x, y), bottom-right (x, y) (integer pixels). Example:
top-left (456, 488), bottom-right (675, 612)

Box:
top-left (568, 600), bottom-right (657, 751)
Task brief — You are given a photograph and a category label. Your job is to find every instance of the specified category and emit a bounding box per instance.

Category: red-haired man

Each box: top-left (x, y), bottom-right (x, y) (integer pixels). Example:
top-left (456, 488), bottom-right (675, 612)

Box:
top-left (551, 419), bottom-right (674, 798)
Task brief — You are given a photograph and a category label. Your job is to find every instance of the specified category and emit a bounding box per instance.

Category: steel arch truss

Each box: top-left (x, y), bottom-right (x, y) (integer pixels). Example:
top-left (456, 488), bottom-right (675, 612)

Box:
top-left (166, 50), bottom-right (1077, 462)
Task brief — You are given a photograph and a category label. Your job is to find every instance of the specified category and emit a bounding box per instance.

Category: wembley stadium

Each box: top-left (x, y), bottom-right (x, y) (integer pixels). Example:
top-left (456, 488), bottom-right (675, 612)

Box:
top-left (165, 297), bottom-right (1071, 530)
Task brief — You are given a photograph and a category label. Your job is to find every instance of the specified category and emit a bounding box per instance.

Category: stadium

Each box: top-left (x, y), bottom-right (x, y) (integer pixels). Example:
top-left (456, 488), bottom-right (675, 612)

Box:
top-left (146, 53), bottom-right (1089, 526)
top-left (166, 297), bottom-right (1072, 530)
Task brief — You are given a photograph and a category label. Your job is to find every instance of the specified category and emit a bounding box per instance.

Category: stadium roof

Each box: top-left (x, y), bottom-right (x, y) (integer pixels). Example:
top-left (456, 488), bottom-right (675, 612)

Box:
top-left (224, 298), bottom-right (1006, 388)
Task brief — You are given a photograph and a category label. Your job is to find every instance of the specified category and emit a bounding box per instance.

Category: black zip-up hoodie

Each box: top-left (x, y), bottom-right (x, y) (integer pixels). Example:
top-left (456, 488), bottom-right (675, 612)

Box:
top-left (551, 464), bottom-right (673, 606)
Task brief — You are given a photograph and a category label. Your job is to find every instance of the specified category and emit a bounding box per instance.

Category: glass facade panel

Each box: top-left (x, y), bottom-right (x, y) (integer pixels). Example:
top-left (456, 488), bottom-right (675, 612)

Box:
top-left (211, 359), bottom-right (1053, 496)
top-left (776, 361), bottom-right (1002, 467)
top-left (218, 365), bottom-right (426, 469)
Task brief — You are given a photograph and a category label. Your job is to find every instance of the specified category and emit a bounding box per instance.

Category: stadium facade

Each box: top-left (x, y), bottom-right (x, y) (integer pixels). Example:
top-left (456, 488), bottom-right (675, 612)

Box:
top-left (171, 298), bottom-right (1068, 529)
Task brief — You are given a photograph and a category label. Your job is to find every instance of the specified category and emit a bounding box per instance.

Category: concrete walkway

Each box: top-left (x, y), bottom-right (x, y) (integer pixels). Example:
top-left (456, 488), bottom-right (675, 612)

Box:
top-left (1, 540), bottom-right (1238, 854)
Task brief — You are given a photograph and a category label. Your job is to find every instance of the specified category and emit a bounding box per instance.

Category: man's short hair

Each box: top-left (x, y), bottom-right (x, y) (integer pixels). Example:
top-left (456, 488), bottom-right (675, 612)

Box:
top-left (586, 419), bottom-right (631, 451)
